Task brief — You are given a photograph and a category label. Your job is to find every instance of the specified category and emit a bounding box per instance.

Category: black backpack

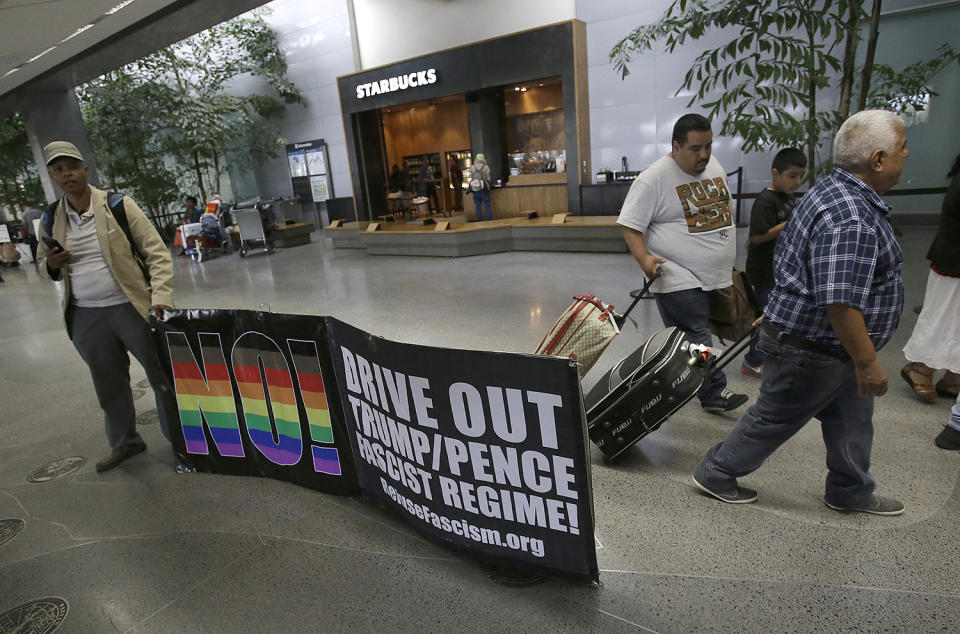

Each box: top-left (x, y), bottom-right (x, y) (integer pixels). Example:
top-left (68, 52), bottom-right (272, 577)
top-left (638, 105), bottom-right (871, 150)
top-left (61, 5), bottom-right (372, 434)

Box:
top-left (43, 192), bottom-right (149, 281)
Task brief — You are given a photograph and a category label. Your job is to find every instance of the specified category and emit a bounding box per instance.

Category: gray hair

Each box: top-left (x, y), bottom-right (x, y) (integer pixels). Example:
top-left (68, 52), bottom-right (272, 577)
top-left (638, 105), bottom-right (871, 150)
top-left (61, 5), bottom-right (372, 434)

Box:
top-left (833, 110), bottom-right (903, 172)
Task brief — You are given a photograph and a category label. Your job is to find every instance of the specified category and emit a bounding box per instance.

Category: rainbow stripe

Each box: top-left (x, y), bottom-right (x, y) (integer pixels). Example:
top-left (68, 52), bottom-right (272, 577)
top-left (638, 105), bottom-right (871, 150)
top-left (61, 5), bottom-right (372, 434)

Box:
top-left (167, 333), bottom-right (244, 457)
top-left (166, 331), bottom-right (342, 476)
top-left (311, 446), bottom-right (342, 476)
top-left (233, 343), bottom-right (302, 466)
top-left (289, 340), bottom-right (339, 475)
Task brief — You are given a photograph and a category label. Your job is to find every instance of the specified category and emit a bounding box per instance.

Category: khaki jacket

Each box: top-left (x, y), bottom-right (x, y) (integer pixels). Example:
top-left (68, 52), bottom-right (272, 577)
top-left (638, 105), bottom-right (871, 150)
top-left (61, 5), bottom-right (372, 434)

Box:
top-left (38, 186), bottom-right (174, 331)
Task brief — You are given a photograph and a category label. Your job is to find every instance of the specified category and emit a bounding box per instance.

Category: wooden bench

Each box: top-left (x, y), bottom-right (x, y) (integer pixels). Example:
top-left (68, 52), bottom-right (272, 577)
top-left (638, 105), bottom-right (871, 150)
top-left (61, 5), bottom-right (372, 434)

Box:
top-left (273, 222), bottom-right (314, 247)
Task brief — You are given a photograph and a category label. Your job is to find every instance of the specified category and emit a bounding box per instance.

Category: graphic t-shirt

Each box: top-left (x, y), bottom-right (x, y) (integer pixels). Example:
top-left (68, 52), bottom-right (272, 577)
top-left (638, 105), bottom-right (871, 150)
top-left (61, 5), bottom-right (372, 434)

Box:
top-left (745, 188), bottom-right (797, 287)
top-left (617, 154), bottom-right (736, 293)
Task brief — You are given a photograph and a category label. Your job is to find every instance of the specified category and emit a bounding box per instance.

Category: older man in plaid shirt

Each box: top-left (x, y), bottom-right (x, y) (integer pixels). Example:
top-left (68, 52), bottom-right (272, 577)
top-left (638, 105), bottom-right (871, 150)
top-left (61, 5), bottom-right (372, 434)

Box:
top-left (693, 110), bottom-right (909, 515)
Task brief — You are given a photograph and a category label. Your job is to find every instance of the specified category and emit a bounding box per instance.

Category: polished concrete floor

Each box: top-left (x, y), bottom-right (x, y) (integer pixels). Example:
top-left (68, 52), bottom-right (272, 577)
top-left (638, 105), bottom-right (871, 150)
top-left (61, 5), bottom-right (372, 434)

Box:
top-left (0, 227), bottom-right (957, 633)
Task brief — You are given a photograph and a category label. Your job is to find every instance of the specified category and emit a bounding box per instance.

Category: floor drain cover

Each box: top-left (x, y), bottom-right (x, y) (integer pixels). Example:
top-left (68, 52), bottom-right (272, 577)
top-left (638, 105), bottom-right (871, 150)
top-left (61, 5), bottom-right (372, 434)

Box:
top-left (27, 457), bottom-right (87, 483)
top-left (136, 378), bottom-right (152, 389)
top-left (0, 597), bottom-right (68, 633)
top-left (480, 564), bottom-right (548, 587)
top-left (0, 519), bottom-right (25, 547)
top-left (131, 388), bottom-right (146, 400)
top-left (137, 409), bottom-right (159, 425)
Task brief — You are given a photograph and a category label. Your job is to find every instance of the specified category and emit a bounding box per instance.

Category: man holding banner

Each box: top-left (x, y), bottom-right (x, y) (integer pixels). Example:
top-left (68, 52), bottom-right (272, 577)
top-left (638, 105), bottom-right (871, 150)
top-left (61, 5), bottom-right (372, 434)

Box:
top-left (37, 140), bottom-right (180, 473)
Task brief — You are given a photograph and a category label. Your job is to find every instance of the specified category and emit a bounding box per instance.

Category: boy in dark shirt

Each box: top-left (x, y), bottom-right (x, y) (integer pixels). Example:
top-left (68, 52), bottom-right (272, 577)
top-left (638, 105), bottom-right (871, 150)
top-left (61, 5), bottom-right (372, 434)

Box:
top-left (742, 148), bottom-right (807, 377)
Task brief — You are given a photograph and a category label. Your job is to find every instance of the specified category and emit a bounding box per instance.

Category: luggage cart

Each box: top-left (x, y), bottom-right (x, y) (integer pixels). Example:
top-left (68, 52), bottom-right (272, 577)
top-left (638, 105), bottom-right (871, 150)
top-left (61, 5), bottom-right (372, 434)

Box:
top-left (180, 222), bottom-right (202, 256)
top-left (195, 212), bottom-right (232, 263)
top-left (232, 198), bottom-right (276, 258)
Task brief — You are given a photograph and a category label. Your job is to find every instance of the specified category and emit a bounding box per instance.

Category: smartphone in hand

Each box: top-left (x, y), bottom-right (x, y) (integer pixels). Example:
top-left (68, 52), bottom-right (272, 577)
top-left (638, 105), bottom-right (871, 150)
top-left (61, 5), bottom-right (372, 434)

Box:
top-left (41, 236), bottom-right (65, 253)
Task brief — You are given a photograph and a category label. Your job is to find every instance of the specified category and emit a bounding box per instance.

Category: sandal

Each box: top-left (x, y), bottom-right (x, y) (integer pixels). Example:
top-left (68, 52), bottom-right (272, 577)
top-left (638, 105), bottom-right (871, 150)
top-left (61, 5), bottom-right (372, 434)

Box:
top-left (934, 379), bottom-right (960, 400)
top-left (900, 363), bottom-right (937, 403)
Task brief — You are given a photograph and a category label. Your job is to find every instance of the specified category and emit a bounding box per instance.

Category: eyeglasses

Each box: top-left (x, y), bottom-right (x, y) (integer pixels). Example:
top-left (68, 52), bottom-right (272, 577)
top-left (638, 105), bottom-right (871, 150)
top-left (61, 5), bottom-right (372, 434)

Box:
top-left (47, 162), bottom-right (84, 174)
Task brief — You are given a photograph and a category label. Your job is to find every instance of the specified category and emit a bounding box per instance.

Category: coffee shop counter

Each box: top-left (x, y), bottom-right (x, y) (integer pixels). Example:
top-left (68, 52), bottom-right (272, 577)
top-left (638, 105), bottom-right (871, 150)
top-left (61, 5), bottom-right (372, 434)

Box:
top-left (466, 172), bottom-right (568, 219)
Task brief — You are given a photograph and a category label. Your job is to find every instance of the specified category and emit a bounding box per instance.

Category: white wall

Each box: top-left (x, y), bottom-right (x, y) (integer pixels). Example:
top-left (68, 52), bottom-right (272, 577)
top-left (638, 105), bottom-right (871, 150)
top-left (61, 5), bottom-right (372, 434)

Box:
top-left (577, 0), bottom-right (770, 204)
top-left (232, 0), bottom-right (957, 216)
top-left (230, 0), bottom-right (356, 203)
top-left (867, 3), bottom-right (960, 211)
top-left (351, 0), bottom-right (575, 69)
top-left (578, 0), bottom-right (960, 214)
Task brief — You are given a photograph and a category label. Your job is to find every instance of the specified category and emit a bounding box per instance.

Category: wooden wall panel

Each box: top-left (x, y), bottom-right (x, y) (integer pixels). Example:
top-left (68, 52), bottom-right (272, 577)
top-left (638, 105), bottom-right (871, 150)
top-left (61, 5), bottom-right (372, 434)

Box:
top-left (466, 185), bottom-right (568, 219)
top-left (573, 20), bottom-right (591, 186)
top-left (503, 83), bottom-right (563, 116)
top-left (382, 99), bottom-right (470, 180)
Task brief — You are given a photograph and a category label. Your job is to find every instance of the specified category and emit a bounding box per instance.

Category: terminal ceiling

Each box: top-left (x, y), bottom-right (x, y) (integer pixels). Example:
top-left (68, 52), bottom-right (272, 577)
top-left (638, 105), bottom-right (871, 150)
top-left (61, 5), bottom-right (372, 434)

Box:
top-left (0, 0), bottom-right (268, 112)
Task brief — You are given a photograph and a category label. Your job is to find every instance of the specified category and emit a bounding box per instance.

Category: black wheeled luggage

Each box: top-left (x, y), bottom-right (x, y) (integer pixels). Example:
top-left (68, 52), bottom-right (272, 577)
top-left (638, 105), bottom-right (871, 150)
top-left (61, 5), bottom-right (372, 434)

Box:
top-left (584, 326), bottom-right (753, 460)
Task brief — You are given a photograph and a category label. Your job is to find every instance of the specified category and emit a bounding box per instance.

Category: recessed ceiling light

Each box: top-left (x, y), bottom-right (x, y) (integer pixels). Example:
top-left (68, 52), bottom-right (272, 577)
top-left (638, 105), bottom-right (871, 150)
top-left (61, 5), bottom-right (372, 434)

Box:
top-left (105, 0), bottom-right (137, 16)
top-left (60, 24), bottom-right (95, 44)
top-left (514, 87), bottom-right (520, 91)
top-left (520, 87), bottom-right (527, 92)
top-left (25, 47), bottom-right (56, 64)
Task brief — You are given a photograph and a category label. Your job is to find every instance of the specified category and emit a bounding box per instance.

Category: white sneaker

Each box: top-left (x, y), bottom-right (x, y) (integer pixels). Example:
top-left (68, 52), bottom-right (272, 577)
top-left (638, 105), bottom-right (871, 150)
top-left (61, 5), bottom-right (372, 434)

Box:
top-left (741, 361), bottom-right (763, 378)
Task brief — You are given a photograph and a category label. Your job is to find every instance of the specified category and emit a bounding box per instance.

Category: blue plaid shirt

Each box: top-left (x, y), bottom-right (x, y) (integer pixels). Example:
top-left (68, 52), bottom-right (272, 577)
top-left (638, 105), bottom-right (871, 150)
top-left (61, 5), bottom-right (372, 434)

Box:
top-left (766, 167), bottom-right (903, 351)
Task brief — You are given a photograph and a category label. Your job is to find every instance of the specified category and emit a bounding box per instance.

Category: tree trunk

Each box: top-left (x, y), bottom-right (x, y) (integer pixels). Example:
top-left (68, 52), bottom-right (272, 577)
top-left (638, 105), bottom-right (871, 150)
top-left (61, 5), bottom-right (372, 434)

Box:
top-left (837, 0), bottom-right (860, 120)
top-left (168, 51), bottom-right (207, 202)
top-left (857, 0), bottom-right (883, 110)
top-left (193, 149), bottom-right (207, 202)
top-left (213, 150), bottom-right (222, 197)
top-left (805, 14), bottom-right (818, 184)
top-left (120, 124), bottom-right (155, 218)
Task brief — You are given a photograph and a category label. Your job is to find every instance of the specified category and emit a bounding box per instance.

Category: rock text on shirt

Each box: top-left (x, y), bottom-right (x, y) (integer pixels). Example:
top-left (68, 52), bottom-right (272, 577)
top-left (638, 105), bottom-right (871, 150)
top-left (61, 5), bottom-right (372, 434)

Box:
top-left (675, 177), bottom-right (732, 233)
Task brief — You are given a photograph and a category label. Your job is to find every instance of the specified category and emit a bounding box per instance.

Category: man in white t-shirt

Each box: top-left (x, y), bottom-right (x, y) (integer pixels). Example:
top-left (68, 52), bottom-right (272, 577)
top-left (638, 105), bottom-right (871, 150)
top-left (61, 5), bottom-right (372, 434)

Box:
top-left (617, 114), bottom-right (748, 414)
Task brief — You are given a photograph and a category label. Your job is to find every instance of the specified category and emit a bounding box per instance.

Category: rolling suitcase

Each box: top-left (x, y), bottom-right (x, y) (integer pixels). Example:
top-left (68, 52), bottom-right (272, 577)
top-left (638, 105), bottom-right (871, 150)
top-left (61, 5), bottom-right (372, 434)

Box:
top-left (584, 325), bottom-right (754, 460)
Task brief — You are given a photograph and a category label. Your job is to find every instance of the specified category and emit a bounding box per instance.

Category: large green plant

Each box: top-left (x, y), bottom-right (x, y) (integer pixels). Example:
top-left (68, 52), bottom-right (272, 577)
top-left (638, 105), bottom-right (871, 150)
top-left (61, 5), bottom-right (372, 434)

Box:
top-left (136, 11), bottom-right (302, 201)
top-left (611, 0), bottom-right (959, 178)
top-left (0, 113), bottom-right (44, 215)
top-left (78, 9), bottom-right (301, 218)
top-left (80, 70), bottom-right (182, 223)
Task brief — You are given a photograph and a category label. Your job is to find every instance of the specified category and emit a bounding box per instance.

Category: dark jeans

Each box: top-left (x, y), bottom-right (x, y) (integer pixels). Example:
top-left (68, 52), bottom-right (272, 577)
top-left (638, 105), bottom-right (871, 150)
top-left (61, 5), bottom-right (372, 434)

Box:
top-left (654, 288), bottom-right (727, 403)
top-left (473, 189), bottom-right (492, 221)
top-left (71, 303), bottom-right (174, 451)
top-left (695, 331), bottom-right (877, 507)
top-left (26, 235), bottom-right (38, 264)
top-left (743, 283), bottom-right (773, 366)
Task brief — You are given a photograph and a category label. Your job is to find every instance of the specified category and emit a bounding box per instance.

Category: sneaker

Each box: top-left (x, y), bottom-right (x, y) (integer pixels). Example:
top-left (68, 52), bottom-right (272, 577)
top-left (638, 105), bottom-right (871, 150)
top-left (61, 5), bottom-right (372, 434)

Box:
top-left (701, 390), bottom-right (749, 414)
top-left (95, 441), bottom-right (147, 473)
top-left (741, 360), bottom-right (763, 378)
top-left (934, 426), bottom-right (960, 451)
top-left (692, 476), bottom-right (758, 504)
top-left (824, 495), bottom-right (904, 516)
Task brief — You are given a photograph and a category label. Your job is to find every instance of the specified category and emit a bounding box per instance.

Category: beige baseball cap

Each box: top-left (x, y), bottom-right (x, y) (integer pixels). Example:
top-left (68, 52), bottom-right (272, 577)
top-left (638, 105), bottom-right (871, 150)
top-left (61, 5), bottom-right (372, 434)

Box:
top-left (43, 141), bottom-right (84, 165)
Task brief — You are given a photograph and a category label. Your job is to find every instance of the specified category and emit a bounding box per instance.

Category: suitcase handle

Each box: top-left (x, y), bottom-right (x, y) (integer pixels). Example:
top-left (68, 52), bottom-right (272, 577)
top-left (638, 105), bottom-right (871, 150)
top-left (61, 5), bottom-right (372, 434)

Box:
top-left (614, 266), bottom-right (663, 329)
top-left (709, 324), bottom-right (759, 373)
top-left (572, 294), bottom-right (615, 316)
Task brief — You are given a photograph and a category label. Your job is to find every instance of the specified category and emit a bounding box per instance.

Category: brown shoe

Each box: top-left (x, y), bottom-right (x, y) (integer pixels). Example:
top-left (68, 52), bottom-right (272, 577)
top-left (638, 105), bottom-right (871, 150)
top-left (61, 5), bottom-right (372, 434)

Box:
top-left (95, 441), bottom-right (147, 473)
top-left (900, 363), bottom-right (936, 403)
top-left (934, 379), bottom-right (960, 400)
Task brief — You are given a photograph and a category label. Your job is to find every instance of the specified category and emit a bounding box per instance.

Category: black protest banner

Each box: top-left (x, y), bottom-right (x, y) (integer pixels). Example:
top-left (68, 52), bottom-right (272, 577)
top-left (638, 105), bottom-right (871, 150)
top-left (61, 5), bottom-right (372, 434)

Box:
top-left (152, 309), bottom-right (359, 495)
top-left (327, 317), bottom-right (598, 582)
